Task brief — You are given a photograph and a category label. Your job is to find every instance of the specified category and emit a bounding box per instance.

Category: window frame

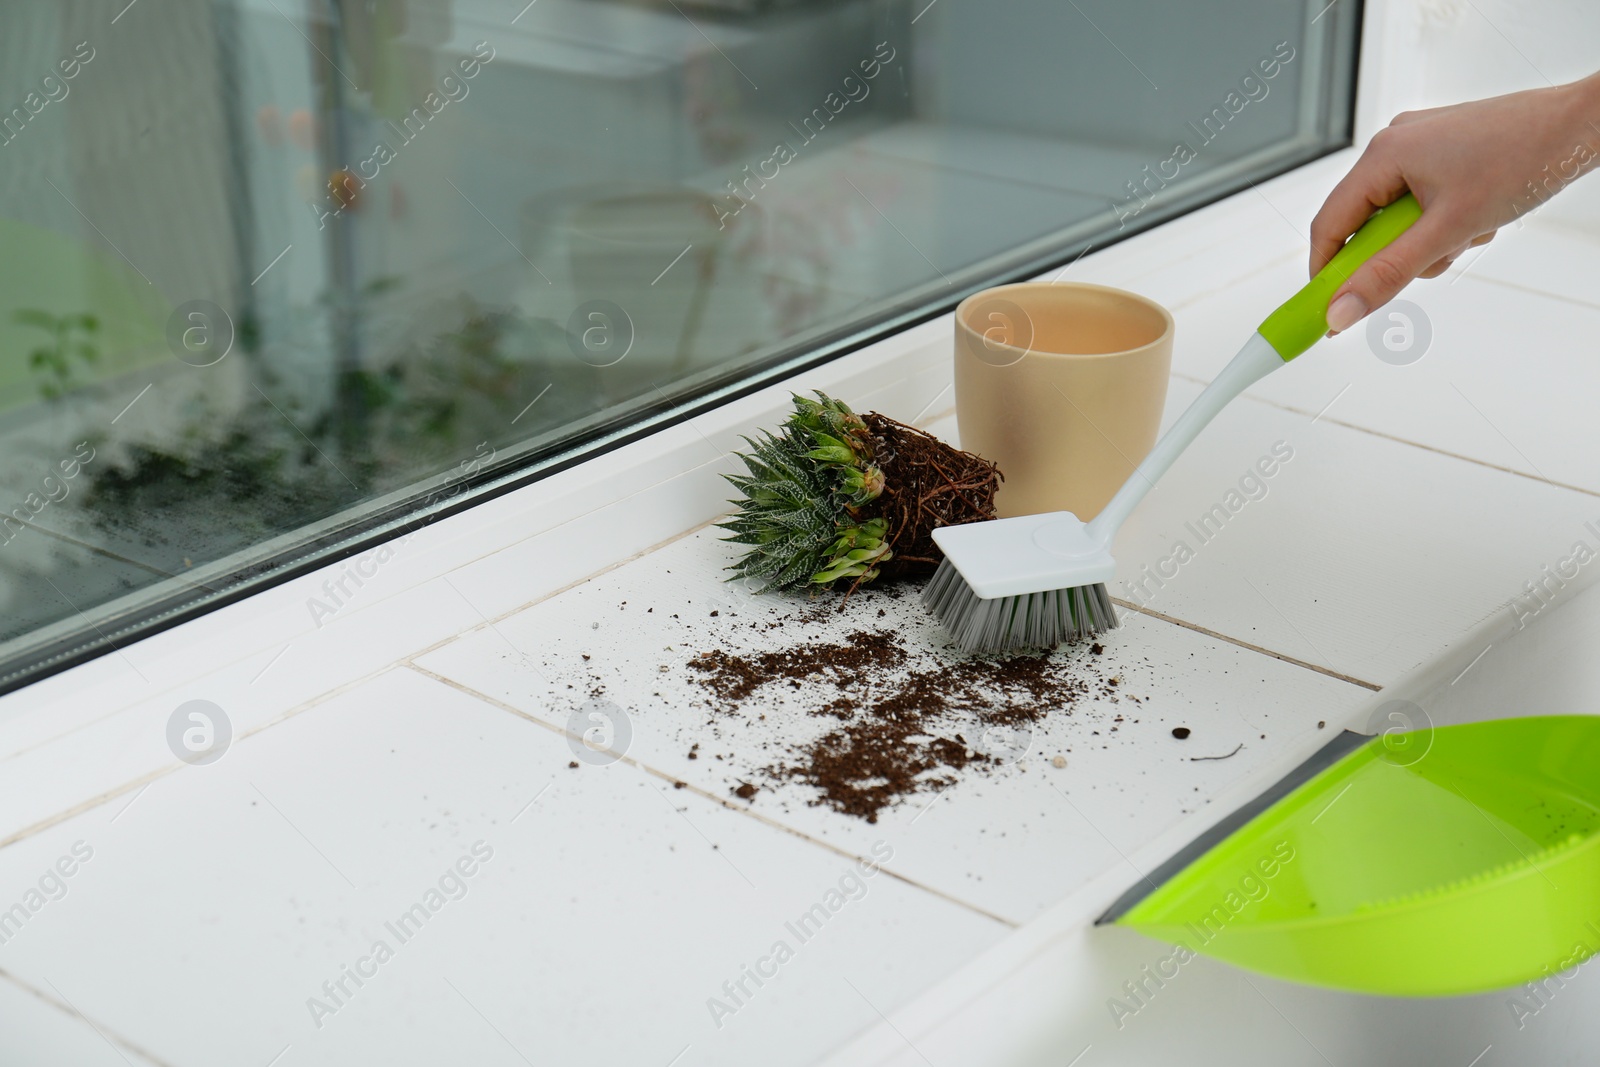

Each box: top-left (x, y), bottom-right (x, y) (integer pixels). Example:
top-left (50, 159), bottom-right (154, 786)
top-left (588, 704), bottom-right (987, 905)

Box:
top-left (0, 1), bottom-right (1365, 695)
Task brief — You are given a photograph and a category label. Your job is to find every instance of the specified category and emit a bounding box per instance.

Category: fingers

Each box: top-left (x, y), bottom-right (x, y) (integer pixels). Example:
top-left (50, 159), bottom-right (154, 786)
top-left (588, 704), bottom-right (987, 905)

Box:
top-left (1418, 232), bottom-right (1497, 278)
top-left (1417, 258), bottom-right (1454, 279)
top-left (1364, 228), bottom-right (1496, 286)
top-left (1389, 102), bottom-right (1464, 126)
top-left (1309, 146), bottom-right (1409, 275)
top-left (1324, 213), bottom-right (1459, 333)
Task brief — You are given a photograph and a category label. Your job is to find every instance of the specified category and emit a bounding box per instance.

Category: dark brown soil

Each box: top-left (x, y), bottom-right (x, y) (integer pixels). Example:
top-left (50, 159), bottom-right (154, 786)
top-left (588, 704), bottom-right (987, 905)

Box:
top-left (689, 631), bottom-right (907, 703)
top-left (863, 412), bottom-right (1001, 581)
top-left (687, 628), bottom-right (1109, 823)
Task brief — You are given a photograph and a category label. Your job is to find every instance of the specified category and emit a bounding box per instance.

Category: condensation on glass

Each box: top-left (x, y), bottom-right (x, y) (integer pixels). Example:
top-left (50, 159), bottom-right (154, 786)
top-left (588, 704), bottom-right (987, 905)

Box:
top-left (0, 0), bottom-right (1358, 688)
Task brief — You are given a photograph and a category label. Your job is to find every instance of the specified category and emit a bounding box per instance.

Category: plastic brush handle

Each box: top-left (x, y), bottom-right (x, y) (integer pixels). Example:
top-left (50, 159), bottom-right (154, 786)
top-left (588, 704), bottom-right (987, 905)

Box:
top-left (1084, 192), bottom-right (1423, 543)
top-left (1257, 192), bottom-right (1422, 360)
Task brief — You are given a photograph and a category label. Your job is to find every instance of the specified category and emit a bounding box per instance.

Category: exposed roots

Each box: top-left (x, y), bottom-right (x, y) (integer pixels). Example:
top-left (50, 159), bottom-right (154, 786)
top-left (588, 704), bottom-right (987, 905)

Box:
top-left (862, 411), bottom-right (1001, 582)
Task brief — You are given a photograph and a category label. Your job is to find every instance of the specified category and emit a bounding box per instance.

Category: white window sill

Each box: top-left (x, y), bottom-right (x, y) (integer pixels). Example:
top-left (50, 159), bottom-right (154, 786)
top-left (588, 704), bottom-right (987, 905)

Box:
top-left (6, 136), bottom-right (1600, 1063)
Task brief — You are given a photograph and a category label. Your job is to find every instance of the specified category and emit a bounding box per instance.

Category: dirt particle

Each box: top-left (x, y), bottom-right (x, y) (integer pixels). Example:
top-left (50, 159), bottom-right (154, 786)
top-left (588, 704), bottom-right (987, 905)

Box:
top-left (1051, 755), bottom-right (1068, 769)
top-left (734, 783), bottom-right (758, 800)
top-left (1172, 727), bottom-right (1191, 740)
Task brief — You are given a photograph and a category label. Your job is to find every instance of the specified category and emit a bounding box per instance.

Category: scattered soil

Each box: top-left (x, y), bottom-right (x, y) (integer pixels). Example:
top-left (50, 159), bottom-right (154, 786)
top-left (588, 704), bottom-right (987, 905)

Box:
top-left (1171, 727), bottom-right (1191, 740)
top-left (687, 628), bottom-right (1116, 823)
top-left (689, 631), bottom-right (907, 704)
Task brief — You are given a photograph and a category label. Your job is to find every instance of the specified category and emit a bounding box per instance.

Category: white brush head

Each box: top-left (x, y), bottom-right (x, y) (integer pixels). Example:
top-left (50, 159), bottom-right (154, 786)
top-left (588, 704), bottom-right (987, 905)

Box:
top-left (924, 513), bottom-right (1120, 653)
top-left (929, 512), bottom-right (1115, 598)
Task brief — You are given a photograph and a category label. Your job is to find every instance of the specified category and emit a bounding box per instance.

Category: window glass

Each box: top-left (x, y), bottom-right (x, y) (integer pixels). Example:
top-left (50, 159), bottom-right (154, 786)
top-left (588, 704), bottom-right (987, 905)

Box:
top-left (0, 0), bottom-right (1358, 689)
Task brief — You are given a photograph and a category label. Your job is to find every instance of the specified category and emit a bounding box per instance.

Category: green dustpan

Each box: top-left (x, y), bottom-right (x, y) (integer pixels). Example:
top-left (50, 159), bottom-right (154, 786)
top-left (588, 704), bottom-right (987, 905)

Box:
top-left (1099, 715), bottom-right (1600, 996)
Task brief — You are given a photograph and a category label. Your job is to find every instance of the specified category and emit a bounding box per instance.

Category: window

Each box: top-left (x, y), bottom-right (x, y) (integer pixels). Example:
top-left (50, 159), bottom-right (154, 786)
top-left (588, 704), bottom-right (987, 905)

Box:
top-left (0, 0), bottom-right (1358, 690)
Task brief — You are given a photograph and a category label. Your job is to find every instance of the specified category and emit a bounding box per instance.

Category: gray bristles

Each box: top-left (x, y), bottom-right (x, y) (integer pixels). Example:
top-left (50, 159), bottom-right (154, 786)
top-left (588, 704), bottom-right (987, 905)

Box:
top-left (923, 558), bottom-right (1119, 653)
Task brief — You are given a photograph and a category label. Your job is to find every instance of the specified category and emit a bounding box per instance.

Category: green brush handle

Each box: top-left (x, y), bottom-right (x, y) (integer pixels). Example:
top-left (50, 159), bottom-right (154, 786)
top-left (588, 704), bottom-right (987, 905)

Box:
top-left (1085, 192), bottom-right (1423, 542)
top-left (1257, 192), bottom-right (1422, 361)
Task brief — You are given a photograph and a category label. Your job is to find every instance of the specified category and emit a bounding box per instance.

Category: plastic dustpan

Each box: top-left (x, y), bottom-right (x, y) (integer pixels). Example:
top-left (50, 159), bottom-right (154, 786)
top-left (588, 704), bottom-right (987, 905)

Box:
top-left (1099, 715), bottom-right (1600, 996)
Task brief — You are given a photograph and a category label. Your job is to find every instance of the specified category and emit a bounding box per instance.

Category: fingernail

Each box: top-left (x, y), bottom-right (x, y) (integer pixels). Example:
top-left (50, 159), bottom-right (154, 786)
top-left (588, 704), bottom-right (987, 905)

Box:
top-left (1326, 292), bottom-right (1367, 335)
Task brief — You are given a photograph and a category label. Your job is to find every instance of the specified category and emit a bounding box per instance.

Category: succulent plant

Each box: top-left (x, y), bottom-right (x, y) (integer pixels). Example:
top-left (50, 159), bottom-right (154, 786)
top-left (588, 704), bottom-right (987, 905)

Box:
top-left (720, 392), bottom-right (1000, 593)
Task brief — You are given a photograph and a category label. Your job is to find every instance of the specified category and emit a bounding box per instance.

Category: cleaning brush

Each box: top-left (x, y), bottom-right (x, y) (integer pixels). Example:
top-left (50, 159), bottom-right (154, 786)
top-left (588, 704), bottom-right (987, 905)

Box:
top-left (926, 193), bottom-right (1422, 653)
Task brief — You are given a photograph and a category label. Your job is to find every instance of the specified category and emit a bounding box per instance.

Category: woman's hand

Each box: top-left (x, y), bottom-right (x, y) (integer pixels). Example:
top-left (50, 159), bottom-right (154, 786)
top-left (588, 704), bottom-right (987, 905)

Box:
top-left (1312, 74), bottom-right (1600, 334)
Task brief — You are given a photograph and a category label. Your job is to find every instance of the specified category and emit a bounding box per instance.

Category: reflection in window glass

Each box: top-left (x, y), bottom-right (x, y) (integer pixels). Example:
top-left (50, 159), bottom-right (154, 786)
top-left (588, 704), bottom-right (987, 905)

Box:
top-left (0, 0), bottom-right (1357, 688)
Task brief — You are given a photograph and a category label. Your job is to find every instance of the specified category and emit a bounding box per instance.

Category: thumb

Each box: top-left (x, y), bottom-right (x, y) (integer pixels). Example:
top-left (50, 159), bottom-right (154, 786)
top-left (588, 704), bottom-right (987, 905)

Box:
top-left (1324, 213), bottom-right (1454, 334)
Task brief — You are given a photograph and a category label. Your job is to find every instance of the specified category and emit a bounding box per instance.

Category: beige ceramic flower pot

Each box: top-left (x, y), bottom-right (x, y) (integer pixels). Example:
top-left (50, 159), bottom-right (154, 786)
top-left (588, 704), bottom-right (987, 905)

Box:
top-left (954, 282), bottom-right (1173, 520)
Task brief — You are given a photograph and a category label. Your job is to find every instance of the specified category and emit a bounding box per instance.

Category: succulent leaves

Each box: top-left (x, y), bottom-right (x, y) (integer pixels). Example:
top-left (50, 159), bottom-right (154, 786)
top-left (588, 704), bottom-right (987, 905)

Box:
top-left (720, 392), bottom-right (893, 592)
